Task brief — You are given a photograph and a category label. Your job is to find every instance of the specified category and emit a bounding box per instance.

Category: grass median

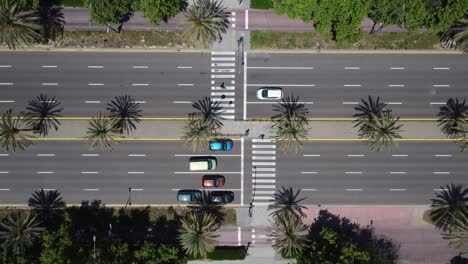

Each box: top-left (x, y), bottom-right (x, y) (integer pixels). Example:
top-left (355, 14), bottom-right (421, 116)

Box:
top-left (251, 30), bottom-right (442, 50)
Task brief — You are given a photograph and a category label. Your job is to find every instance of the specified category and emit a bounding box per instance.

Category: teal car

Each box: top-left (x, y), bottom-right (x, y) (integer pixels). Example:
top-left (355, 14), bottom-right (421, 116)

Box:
top-left (209, 139), bottom-right (233, 151)
top-left (177, 190), bottom-right (202, 203)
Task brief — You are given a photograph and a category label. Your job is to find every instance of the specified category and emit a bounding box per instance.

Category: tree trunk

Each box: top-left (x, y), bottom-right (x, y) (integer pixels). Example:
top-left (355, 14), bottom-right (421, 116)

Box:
top-left (370, 21), bottom-right (377, 35)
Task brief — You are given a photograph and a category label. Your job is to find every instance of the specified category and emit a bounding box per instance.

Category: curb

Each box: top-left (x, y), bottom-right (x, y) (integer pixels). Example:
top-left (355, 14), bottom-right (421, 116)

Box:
top-left (249, 49), bottom-right (463, 54)
top-left (0, 48), bottom-right (209, 53)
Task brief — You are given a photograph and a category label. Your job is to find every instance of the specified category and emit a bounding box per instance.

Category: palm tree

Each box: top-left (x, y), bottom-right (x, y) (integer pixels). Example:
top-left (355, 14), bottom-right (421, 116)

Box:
top-left (38, 5), bottom-right (64, 43)
top-left (184, 0), bottom-right (229, 46)
top-left (268, 212), bottom-right (309, 258)
top-left (442, 210), bottom-right (468, 255)
top-left (182, 113), bottom-right (218, 152)
top-left (28, 189), bottom-right (66, 224)
top-left (272, 95), bottom-right (309, 125)
top-left (353, 96), bottom-right (388, 128)
top-left (359, 112), bottom-right (403, 152)
top-left (178, 212), bottom-right (219, 259)
top-left (441, 13), bottom-right (468, 54)
top-left (192, 97), bottom-right (224, 128)
top-left (0, 109), bottom-right (35, 152)
top-left (430, 184), bottom-right (468, 232)
top-left (106, 95), bottom-right (143, 135)
top-left (437, 98), bottom-right (468, 138)
top-left (26, 94), bottom-right (63, 136)
top-left (85, 112), bottom-right (120, 151)
top-left (274, 119), bottom-right (309, 153)
top-left (269, 187), bottom-right (308, 219)
top-left (0, 1), bottom-right (40, 50)
top-left (0, 213), bottom-right (44, 256)
top-left (188, 190), bottom-right (225, 228)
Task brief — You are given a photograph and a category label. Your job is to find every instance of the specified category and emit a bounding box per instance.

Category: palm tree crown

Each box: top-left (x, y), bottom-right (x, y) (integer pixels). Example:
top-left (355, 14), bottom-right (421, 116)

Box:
top-left (85, 112), bottom-right (119, 151)
top-left (182, 113), bottom-right (219, 152)
top-left (192, 97), bottom-right (224, 128)
top-left (28, 189), bottom-right (66, 223)
top-left (268, 211), bottom-right (309, 258)
top-left (188, 190), bottom-right (225, 227)
top-left (430, 184), bottom-right (468, 232)
top-left (178, 212), bottom-right (219, 258)
top-left (275, 119), bottom-right (309, 153)
top-left (442, 209), bottom-right (468, 255)
top-left (272, 95), bottom-right (309, 124)
top-left (184, 0), bottom-right (229, 46)
top-left (38, 5), bottom-right (65, 43)
top-left (106, 95), bottom-right (143, 135)
top-left (0, 109), bottom-right (35, 152)
top-left (26, 94), bottom-right (63, 136)
top-left (0, 1), bottom-right (40, 50)
top-left (360, 112), bottom-right (403, 152)
top-left (0, 213), bottom-right (44, 255)
top-left (437, 98), bottom-right (468, 138)
top-left (269, 187), bottom-right (308, 219)
top-left (353, 96), bottom-right (388, 128)
top-left (441, 13), bottom-right (468, 54)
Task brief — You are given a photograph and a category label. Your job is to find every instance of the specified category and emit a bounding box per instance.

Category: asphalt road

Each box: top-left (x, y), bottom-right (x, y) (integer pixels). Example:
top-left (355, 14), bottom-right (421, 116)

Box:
top-left (246, 53), bottom-right (468, 118)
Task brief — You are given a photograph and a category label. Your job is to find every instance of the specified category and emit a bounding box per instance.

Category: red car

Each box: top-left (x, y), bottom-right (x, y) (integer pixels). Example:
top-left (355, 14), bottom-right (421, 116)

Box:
top-left (202, 175), bottom-right (225, 187)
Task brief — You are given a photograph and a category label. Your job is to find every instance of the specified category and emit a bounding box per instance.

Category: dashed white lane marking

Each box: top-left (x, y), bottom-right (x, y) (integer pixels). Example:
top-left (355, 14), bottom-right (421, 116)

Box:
top-left (85, 101), bottom-right (101, 103)
top-left (388, 84), bottom-right (405, 87)
top-left (211, 74), bottom-right (235, 78)
top-left (82, 154), bottom-right (100, 156)
top-left (177, 66), bottom-right (192, 69)
top-left (0, 154), bottom-right (9, 156)
top-left (0, 83), bottom-right (13, 85)
top-left (37, 154), bottom-right (55, 157)
top-left (342, 102), bottom-right (359, 105)
top-left (390, 172), bottom-right (407, 174)
top-left (430, 102), bottom-right (446, 105)
top-left (178, 84), bottom-right (194, 86)
top-left (433, 67), bottom-right (450, 70)
top-left (0, 65), bottom-right (12, 67)
top-left (128, 172), bottom-right (145, 174)
top-left (390, 189), bottom-right (407, 191)
top-left (346, 189), bottom-right (363, 191)
top-left (347, 154), bottom-right (364, 157)
top-left (245, 9), bottom-right (249, 30)
top-left (81, 172), bottom-right (99, 174)
top-left (344, 67), bottom-right (360, 70)
top-left (435, 154), bottom-right (452, 157)
top-left (41, 188), bottom-right (56, 191)
top-left (247, 67), bottom-right (314, 70)
top-left (132, 66), bottom-right (149, 69)
top-left (132, 101), bottom-right (146, 104)
top-left (252, 150), bottom-right (275, 155)
top-left (88, 65), bottom-right (104, 68)
top-left (132, 188), bottom-right (144, 191)
top-left (247, 84), bottom-right (315, 87)
top-left (83, 189), bottom-right (100, 191)
top-left (0, 100), bottom-right (14, 103)
top-left (88, 83), bottom-right (104, 86)
top-left (434, 188), bottom-right (448, 191)
top-left (433, 171), bottom-right (450, 175)
top-left (301, 171), bottom-right (318, 174)
top-left (386, 102), bottom-right (403, 105)
top-left (344, 84), bottom-right (361, 87)
top-left (42, 65), bottom-right (57, 68)
top-left (128, 154), bottom-right (146, 157)
top-left (302, 188), bottom-right (318, 191)
top-left (174, 171), bottom-right (242, 174)
top-left (304, 154), bottom-right (320, 157)
top-left (390, 67), bottom-right (405, 70)
top-left (211, 57), bottom-right (235, 61)
top-left (40, 100), bottom-right (56, 103)
top-left (212, 63), bottom-right (235, 67)
top-left (41, 83), bottom-right (58, 86)
top-left (211, 51), bottom-right (235, 55)
top-left (345, 172), bottom-right (362, 174)
top-left (131, 83), bottom-right (149, 86)
top-left (0, 189), bottom-right (11, 191)
top-left (392, 154), bottom-right (408, 157)
top-left (37, 171), bottom-right (54, 174)
top-left (173, 101), bottom-right (192, 104)
top-left (0, 172), bottom-right (9, 174)
top-left (252, 156), bottom-right (275, 160)
top-left (433, 84), bottom-right (450, 87)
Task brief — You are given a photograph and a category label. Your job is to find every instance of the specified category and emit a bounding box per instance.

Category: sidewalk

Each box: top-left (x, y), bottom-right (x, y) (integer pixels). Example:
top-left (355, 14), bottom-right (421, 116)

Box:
top-left (43, 120), bottom-right (446, 140)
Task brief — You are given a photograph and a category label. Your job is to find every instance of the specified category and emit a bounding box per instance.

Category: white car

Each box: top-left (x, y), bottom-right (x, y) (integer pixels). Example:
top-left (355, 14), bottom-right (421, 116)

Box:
top-left (256, 87), bottom-right (283, 100)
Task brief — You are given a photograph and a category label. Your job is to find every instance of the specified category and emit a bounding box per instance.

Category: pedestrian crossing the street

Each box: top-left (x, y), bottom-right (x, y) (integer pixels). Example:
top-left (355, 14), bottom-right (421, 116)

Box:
top-left (251, 138), bottom-right (276, 206)
top-left (210, 51), bottom-right (236, 120)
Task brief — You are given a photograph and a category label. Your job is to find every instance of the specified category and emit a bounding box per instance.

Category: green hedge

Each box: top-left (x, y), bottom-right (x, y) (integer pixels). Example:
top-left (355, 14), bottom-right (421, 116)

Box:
top-left (189, 246), bottom-right (247, 260)
top-left (251, 0), bottom-right (272, 9)
top-left (61, 0), bottom-right (86, 7)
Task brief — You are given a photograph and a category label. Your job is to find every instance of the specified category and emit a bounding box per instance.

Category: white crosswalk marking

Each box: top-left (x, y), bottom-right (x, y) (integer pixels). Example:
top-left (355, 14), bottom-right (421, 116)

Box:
top-left (210, 50), bottom-right (236, 119)
top-left (253, 145), bottom-right (276, 149)
top-left (252, 139), bottom-right (277, 206)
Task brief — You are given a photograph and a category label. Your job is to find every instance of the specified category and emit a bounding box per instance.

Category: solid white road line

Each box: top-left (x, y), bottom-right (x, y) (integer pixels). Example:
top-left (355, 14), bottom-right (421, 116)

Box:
top-left (178, 84), bottom-right (194, 86)
top-left (435, 154), bottom-right (452, 157)
top-left (128, 172), bottom-right (145, 174)
top-left (37, 154), bottom-right (55, 157)
top-left (252, 150), bottom-right (276, 155)
top-left (128, 154), bottom-right (147, 157)
top-left (392, 154), bottom-right (408, 157)
top-left (211, 51), bottom-right (235, 55)
top-left (85, 101), bottom-right (101, 103)
top-left (247, 101), bottom-right (314, 104)
top-left (247, 84), bottom-right (315, 87)
top-left (301, 172), bottom-right (318, 174)
top-left (88, 66), bottom-right (104, 68)
top-left (344, 67), bottom-right (360, 70)
top-left (82, 154), bottom-right (100, 156)
top-left (433, 67), bottom-right (450, 70)
top-left (303, 154), bottom-right (321, 157)
top-left (430, 102), bottom-right (446, 105)
top-left (37, 171), bottom-right (54, 174)
top-left (131, 83), bottom-right (149, 86)
top-left (347, 154), bottom-right (364, 157)
top-left (211, 74), bottom-right (235, 78)
top-left (247, 67), bottom-right (314, 70)
top-left (177, 66), bottom-right (192, 69)
top-left (174, 172), bottom-right (242, 174)
top-left (211, 57), bottom-right (235, 61)
top-left (245, 10), bottom-right (249, 30)
top-left (253, 156), bottom-right (275, 160)
top-left (81, 172), bottom-right (99, 174)
top-left (173, 101), bottom-right (192, 104)
top-left (88, 83), bottom-right (104, 86)
top-left (388, 84), bottom-right (405, 87)
top-left (345, 172), bottom-right (362, 174)
top-left (344, 84), bottom-right (361, 87)
top-left (342, 102), bottom-right (359, 105)
top-left (41, 83), bottom-right (58, 86)
top-left (390, 67), bottom-right (405, 70)
top-left (42, 65), bottom-right (57, 68)
top-left (238, 227), bottom-right (241, 246)
top-left (390, 172), bottom-right (407, 174)
top-left (0, 83), bottom-right (13, 85)
top-left (389, 189), bottom-right (407, 191)
top-left (241, 138), bottom-right (244, 206)
top-left (132, 66), bottom-right (149, 69)
top-left (433, 84), bottom-right (450, 87)
top-left (83, 189), bottom-right (100, 191)
top-left (433, 172), bottom-right (450, 175)
top-left (346, 189), bottom-right (363, 191)
top-left (243, 51), bottom-right (247, 120)
top-left (174, 154), bottom-right (241, 157)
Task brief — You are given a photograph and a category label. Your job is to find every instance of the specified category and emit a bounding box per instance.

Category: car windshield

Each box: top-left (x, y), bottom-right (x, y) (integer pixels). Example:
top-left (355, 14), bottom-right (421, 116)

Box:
top-left (262, 90), bottom-right (268, 97)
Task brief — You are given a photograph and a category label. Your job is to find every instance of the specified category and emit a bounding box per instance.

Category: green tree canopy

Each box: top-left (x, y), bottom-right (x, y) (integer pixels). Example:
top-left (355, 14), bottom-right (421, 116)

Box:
top-left (134, 241), bottom-right (185, 264)
top-left (271, 0), bottom-right (316, 22)
top-left (39, 223), bottom-right (73, 264)
top-left (137, 0), bottom-right (184, 25)
top-left (84, 0), bottom-right (134, 32)
top-left (429, 0), bottom-right (468, 32)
